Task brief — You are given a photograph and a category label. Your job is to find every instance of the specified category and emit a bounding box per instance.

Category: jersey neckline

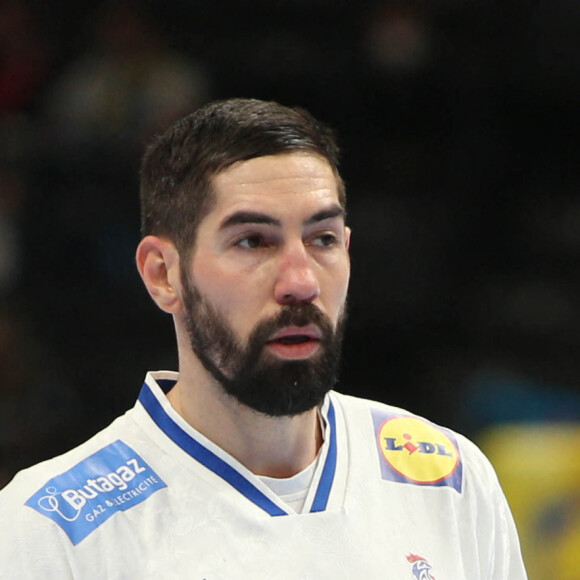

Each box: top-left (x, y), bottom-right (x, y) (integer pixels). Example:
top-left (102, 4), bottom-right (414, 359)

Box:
top-left (137, 372), bottom-right (338, 517)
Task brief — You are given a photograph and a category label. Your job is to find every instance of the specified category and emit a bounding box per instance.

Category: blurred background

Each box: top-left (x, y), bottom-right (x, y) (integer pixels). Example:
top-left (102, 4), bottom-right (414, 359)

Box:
top-left (1, 0), bottom-right (579, 576)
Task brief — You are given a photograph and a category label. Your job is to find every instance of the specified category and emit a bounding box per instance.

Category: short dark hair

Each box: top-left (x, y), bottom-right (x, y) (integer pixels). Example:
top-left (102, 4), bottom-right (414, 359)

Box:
top-left (139, 98), bottom-right (344, 258)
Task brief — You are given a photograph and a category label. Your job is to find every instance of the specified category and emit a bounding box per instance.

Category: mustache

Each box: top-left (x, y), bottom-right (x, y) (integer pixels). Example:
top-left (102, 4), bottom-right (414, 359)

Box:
top-left (248, 303), bottom-right (334, 350)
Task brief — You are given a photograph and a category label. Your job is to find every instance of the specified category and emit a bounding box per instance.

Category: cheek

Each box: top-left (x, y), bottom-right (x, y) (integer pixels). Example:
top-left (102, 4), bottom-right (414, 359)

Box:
top-left (195, 270), bottom-right (238, 314)
top-left (191, 259), bottom-right (267, 330)
top-left (189, 257), bottom-right (230, 314)
top-left (322, 264), bottom-right (350, 320)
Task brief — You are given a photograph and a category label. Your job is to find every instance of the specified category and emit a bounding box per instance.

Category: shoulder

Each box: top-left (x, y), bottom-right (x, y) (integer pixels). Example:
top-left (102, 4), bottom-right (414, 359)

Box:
top-left (330, 390), bottom-right (500, 489)
top-left (0, 411), bottom-right (133, 508)
top-left (330, 390), bottom-right (412, 417)
top-left (0, 412), bottom-right (139, 576)
top-left (332, 390), bottom-right (482, 449)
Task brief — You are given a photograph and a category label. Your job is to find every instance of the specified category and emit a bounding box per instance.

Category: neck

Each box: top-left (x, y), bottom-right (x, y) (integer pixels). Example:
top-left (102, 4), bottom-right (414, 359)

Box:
top-left (167, 358), bottom-right (323, 478)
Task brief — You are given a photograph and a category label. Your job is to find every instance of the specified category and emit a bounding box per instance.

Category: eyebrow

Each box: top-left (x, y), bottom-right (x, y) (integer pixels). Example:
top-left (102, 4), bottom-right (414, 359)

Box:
top-left (304, 205), bottom-right (346, 226)
top-left (219, 205), bottom-right (346, 231)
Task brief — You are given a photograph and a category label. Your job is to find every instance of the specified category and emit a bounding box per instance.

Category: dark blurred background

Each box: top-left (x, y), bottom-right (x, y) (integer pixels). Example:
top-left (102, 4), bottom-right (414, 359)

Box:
top-left (1, 0), bottom-right (580, 574)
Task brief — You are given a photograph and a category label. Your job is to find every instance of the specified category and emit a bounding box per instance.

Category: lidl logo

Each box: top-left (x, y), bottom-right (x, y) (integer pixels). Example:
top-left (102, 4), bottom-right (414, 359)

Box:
top-left (372, 409), bottom-right (462, 492)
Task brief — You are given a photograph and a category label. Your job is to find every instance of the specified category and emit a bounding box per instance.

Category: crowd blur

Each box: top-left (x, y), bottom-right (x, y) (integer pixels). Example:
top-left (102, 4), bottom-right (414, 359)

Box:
top-left (1, 1), bottom-right (579, 576)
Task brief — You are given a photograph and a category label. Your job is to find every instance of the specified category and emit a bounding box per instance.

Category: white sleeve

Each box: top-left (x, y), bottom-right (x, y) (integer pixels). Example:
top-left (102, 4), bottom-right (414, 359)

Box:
top-left (0, 479), bottom-right (75, 579)
top-left (488, 482), bottom-right (528, 580)
top-left (460, 435), bottom-right (528, 580)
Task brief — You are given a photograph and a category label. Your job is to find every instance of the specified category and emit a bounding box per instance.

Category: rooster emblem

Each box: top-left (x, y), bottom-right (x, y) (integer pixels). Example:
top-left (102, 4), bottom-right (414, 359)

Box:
top-left (406, 554), bottom-right (436, 580)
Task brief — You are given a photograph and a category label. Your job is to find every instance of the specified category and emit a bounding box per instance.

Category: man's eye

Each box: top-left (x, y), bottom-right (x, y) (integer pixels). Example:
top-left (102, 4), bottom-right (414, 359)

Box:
top-left (236, 235), bottom-right (266, 249)
top-left (311, 233), bottom-right (338, 247)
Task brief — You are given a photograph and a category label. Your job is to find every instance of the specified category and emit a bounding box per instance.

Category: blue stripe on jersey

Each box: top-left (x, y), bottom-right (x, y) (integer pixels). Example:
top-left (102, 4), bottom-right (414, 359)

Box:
top-left (139, 379), bottom-right (337, 516)
top-left (310, 400), bottom-right (337, 512)
top-left (138, 383), bottom-right (287, 517)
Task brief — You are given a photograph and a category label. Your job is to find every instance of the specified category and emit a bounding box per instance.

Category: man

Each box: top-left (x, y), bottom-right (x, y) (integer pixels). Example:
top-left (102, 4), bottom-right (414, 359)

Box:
top-left (0, 99), bottom-right (527, 579)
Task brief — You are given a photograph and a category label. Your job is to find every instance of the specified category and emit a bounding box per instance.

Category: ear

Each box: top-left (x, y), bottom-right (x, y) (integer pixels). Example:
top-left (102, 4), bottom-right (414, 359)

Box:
top-left (344, 226), bottom-right (351, 250)
top-left (136, 236), bottom-right (183, 314)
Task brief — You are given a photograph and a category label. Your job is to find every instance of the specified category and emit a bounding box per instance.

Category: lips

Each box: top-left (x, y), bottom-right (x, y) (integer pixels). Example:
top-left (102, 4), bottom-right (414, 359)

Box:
top-left (265, 325), bottom-right (322, 359)
top-left (267, 325), bottom-right (322, 343)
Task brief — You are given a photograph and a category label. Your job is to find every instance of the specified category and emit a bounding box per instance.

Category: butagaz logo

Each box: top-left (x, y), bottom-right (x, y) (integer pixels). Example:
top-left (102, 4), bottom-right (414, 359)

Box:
top-left (26, 440), bottom-right (166, 545)
top-left (372, 409), bottom-right (462, 492)
top-left (406, 553), bottom-right (436, 580)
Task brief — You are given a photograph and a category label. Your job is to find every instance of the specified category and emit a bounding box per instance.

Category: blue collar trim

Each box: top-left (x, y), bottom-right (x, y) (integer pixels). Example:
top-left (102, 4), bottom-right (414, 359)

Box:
top-left (138, 379), bottom-right (337, 517)
top-left (311, 399), bottom-right (337, 512)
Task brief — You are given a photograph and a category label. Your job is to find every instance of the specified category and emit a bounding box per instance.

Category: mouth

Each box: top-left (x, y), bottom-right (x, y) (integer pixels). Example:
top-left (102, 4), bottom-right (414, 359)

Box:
top-left (268, 324), bottom-right (322, 341)
top-left (265, 325), bottom-right (322, 359)
top-left (273, 335), bottom-right (315, 345)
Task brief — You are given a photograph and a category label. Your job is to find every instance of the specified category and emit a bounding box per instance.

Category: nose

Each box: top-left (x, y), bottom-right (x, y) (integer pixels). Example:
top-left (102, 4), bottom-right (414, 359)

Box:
top-left (273, 242), bottom-right (320, 305)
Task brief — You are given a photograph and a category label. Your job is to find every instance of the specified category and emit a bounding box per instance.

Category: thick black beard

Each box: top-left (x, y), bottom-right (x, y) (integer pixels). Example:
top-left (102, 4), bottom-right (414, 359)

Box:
top-left (181, 270), bottom-right (345, 417)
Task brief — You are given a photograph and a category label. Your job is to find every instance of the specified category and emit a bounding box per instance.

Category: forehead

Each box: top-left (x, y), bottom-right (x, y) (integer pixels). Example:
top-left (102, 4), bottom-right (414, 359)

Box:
top-left (208, 153), bottom-right (342, 217)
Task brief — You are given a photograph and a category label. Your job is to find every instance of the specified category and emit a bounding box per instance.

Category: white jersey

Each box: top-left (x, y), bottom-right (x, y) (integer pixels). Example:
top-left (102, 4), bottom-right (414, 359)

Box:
top-left (0, 371), bottom-right (527, 580)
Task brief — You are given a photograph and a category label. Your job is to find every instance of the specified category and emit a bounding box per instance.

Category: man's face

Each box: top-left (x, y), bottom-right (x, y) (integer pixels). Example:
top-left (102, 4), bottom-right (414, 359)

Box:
top-left (180, 153), bottom-right (351, 416)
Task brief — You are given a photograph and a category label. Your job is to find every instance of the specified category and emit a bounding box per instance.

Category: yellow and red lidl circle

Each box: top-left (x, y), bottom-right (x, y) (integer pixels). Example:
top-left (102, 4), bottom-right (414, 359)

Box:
top-left (377, 416), bottom-right (460, 485)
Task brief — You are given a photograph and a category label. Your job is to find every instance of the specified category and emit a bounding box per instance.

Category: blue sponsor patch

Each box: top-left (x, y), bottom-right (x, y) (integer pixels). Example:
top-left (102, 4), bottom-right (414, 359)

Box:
top-left (26, 440), bottom-right (166, 545)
